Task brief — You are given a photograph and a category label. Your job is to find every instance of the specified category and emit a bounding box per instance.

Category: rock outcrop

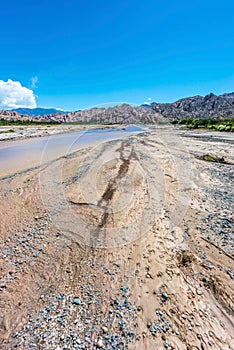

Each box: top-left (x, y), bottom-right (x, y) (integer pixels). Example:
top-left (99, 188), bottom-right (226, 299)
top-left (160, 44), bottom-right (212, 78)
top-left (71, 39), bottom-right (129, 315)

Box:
top-left (63, 104), bottom-right (162, 124)
top-left (147, 92), bottom-right (234, 120)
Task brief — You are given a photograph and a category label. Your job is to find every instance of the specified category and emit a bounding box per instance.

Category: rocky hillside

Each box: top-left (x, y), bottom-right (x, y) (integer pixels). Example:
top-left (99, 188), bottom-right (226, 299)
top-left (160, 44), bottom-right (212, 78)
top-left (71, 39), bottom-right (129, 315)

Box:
top-left (0, 110), bottom-right (65, 123)
top-left (63, 104), bottom-right (162, 124)
top-left (0, 110), bottom-right (28, 121)
top-left (147, 92), bottom-right (234, 120)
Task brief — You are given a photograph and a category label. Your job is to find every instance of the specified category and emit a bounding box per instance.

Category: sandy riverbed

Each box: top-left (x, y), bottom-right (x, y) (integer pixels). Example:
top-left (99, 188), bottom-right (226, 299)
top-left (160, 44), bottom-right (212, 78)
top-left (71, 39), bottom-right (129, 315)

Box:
top-left (0, 126), bottom-right (233, 349)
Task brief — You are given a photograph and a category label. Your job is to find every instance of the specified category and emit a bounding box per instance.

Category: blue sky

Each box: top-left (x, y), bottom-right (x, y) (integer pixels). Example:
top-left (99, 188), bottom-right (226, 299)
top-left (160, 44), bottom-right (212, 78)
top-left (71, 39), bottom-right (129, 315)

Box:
top-left (0, 0), bottom-right (234, 110)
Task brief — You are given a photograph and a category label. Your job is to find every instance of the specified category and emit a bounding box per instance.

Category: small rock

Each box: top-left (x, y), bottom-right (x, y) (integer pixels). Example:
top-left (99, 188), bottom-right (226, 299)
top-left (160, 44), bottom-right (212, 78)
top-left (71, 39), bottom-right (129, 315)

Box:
top-left (97, 339), bottom-right (104, 348)
top-left (162, 292), bottom-right (168, 301)
top-left (197, 290), bottom-right (203, 295)
top-left (102, 326), bottom-right (108, 333)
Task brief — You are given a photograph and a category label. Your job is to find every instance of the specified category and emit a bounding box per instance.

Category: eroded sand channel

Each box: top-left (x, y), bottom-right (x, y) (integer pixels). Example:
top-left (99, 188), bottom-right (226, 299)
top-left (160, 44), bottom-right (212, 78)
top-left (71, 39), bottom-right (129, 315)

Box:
top-left (0, 126), bottom-right (233, 349)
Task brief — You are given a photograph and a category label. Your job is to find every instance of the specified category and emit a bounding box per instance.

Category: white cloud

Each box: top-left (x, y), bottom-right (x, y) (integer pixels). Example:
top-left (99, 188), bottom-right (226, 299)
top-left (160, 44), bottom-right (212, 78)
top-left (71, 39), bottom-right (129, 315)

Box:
top-left (0, 79), bottom-right (37, 109)
top-left (30, 76), bottom-right (38, 89)
top-left (143, 97), bottom-right (153, 105)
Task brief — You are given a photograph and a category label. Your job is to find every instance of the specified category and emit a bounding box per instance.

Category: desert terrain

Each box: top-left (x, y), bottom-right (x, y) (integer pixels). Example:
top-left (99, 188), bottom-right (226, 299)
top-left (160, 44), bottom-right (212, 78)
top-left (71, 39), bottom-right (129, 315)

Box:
top-left (0, 125), bottom-right (233, 349)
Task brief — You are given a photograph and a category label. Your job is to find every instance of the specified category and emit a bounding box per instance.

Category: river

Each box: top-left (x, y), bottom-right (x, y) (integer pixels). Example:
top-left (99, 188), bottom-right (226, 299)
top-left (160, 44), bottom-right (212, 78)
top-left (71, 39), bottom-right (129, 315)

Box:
top-left (0, 125), bottom-right (148, 178)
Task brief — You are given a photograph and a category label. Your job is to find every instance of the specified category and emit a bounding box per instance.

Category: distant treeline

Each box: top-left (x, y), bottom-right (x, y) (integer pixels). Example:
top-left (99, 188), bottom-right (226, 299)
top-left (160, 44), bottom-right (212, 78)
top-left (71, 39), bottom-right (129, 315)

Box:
top-left (0, 119), bottom-right (117, 126)
top-left (0, 118), bottom-right (61, 126)
top-left (172, 117), bottom-right (234, 131)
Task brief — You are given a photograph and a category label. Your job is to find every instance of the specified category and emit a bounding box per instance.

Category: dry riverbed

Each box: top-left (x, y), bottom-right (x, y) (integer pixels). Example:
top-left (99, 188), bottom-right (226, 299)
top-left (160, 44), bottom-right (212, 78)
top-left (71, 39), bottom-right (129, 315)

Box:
top-left (0, 126), bottom-right (233, 349)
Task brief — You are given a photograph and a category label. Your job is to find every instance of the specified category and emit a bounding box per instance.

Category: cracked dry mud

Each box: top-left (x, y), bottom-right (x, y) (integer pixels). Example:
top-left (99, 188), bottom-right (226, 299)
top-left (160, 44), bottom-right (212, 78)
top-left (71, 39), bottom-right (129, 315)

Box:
top-left (0, 126), bottom-right (233, 349)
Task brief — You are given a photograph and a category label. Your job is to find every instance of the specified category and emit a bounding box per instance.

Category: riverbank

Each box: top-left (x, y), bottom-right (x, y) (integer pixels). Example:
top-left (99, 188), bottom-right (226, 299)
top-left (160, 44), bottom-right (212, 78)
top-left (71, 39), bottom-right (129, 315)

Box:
top-left (0, 123), bottom-right (125, 142)
top-left (0, 126), bottom-right (233, 349)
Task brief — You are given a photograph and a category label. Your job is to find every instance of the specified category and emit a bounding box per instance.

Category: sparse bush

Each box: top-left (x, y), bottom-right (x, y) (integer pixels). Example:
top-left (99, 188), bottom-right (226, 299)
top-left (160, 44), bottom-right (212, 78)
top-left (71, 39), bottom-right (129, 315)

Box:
top-left (173, 117), bottom-right (234, 131)
top-left (177, 250), bottom-right (196, 267)
top-left (199, 154), bottom-right (225, 163)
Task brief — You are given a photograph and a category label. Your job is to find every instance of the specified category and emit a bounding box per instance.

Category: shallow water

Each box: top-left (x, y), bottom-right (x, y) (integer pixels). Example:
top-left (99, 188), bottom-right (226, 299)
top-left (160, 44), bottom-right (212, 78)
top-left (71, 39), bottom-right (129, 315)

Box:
top-left (0, 125), bottom-right (147, 178)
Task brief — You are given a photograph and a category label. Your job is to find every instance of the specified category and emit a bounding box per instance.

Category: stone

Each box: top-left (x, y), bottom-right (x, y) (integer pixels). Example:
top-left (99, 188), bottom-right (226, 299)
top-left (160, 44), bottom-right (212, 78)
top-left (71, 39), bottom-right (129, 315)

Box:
top-left (102, 326), bottom-right (108, 333)
top-left (97, 339), bottom-right (104, 348)
top-left (197, 290), bottom-right (203, 295)
top-left (162, 292), bottom-right (168, 301)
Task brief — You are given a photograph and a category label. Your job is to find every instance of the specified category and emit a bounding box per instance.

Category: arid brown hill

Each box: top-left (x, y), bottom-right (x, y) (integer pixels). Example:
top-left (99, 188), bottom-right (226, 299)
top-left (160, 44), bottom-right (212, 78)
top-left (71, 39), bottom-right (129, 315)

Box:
top-left (63, 104), bottom-right (162, 124)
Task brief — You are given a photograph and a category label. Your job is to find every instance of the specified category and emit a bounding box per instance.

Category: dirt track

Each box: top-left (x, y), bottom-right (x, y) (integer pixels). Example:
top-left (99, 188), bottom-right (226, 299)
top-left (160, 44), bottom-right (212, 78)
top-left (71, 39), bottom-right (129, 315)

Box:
top-left (0, 126), bottom-right (233, 349)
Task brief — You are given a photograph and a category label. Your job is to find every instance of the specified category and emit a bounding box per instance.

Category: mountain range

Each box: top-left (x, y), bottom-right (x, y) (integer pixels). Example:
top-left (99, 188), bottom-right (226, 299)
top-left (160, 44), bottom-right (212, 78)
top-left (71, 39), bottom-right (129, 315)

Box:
top-left (1, 92), bottom-right (233, 124)
top-left (11, 107), bottom-right (69, 116)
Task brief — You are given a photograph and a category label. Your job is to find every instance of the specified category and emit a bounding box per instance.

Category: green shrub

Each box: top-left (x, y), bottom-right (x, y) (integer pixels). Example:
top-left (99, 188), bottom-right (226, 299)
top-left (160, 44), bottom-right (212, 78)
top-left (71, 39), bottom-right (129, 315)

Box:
top-left (173, 117), bottom-right (234, 132)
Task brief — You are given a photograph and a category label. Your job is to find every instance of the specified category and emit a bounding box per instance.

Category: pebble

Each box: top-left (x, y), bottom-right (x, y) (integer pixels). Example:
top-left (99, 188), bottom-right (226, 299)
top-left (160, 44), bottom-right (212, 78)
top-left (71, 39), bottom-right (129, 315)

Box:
top-left (162, 292), bottom-right (169, 301)
top-left (97, 339), bottom-right (104, 348)
top-left (12, 284), bottom-right (137, 349)
top-left (197, 290), bottom-right (203, 295)
top-left (102, 326), bottom-right (109, 333)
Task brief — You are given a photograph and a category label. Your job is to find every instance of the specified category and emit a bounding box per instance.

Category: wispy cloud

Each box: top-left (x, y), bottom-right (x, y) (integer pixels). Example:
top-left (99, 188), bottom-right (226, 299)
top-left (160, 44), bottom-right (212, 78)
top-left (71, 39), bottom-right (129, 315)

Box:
top-left (143, 97), bottom-right (153, 105)
top-left (30, 76), bottom-right (38, 89)
top-left (0, 79), bottom-right (37, 109)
